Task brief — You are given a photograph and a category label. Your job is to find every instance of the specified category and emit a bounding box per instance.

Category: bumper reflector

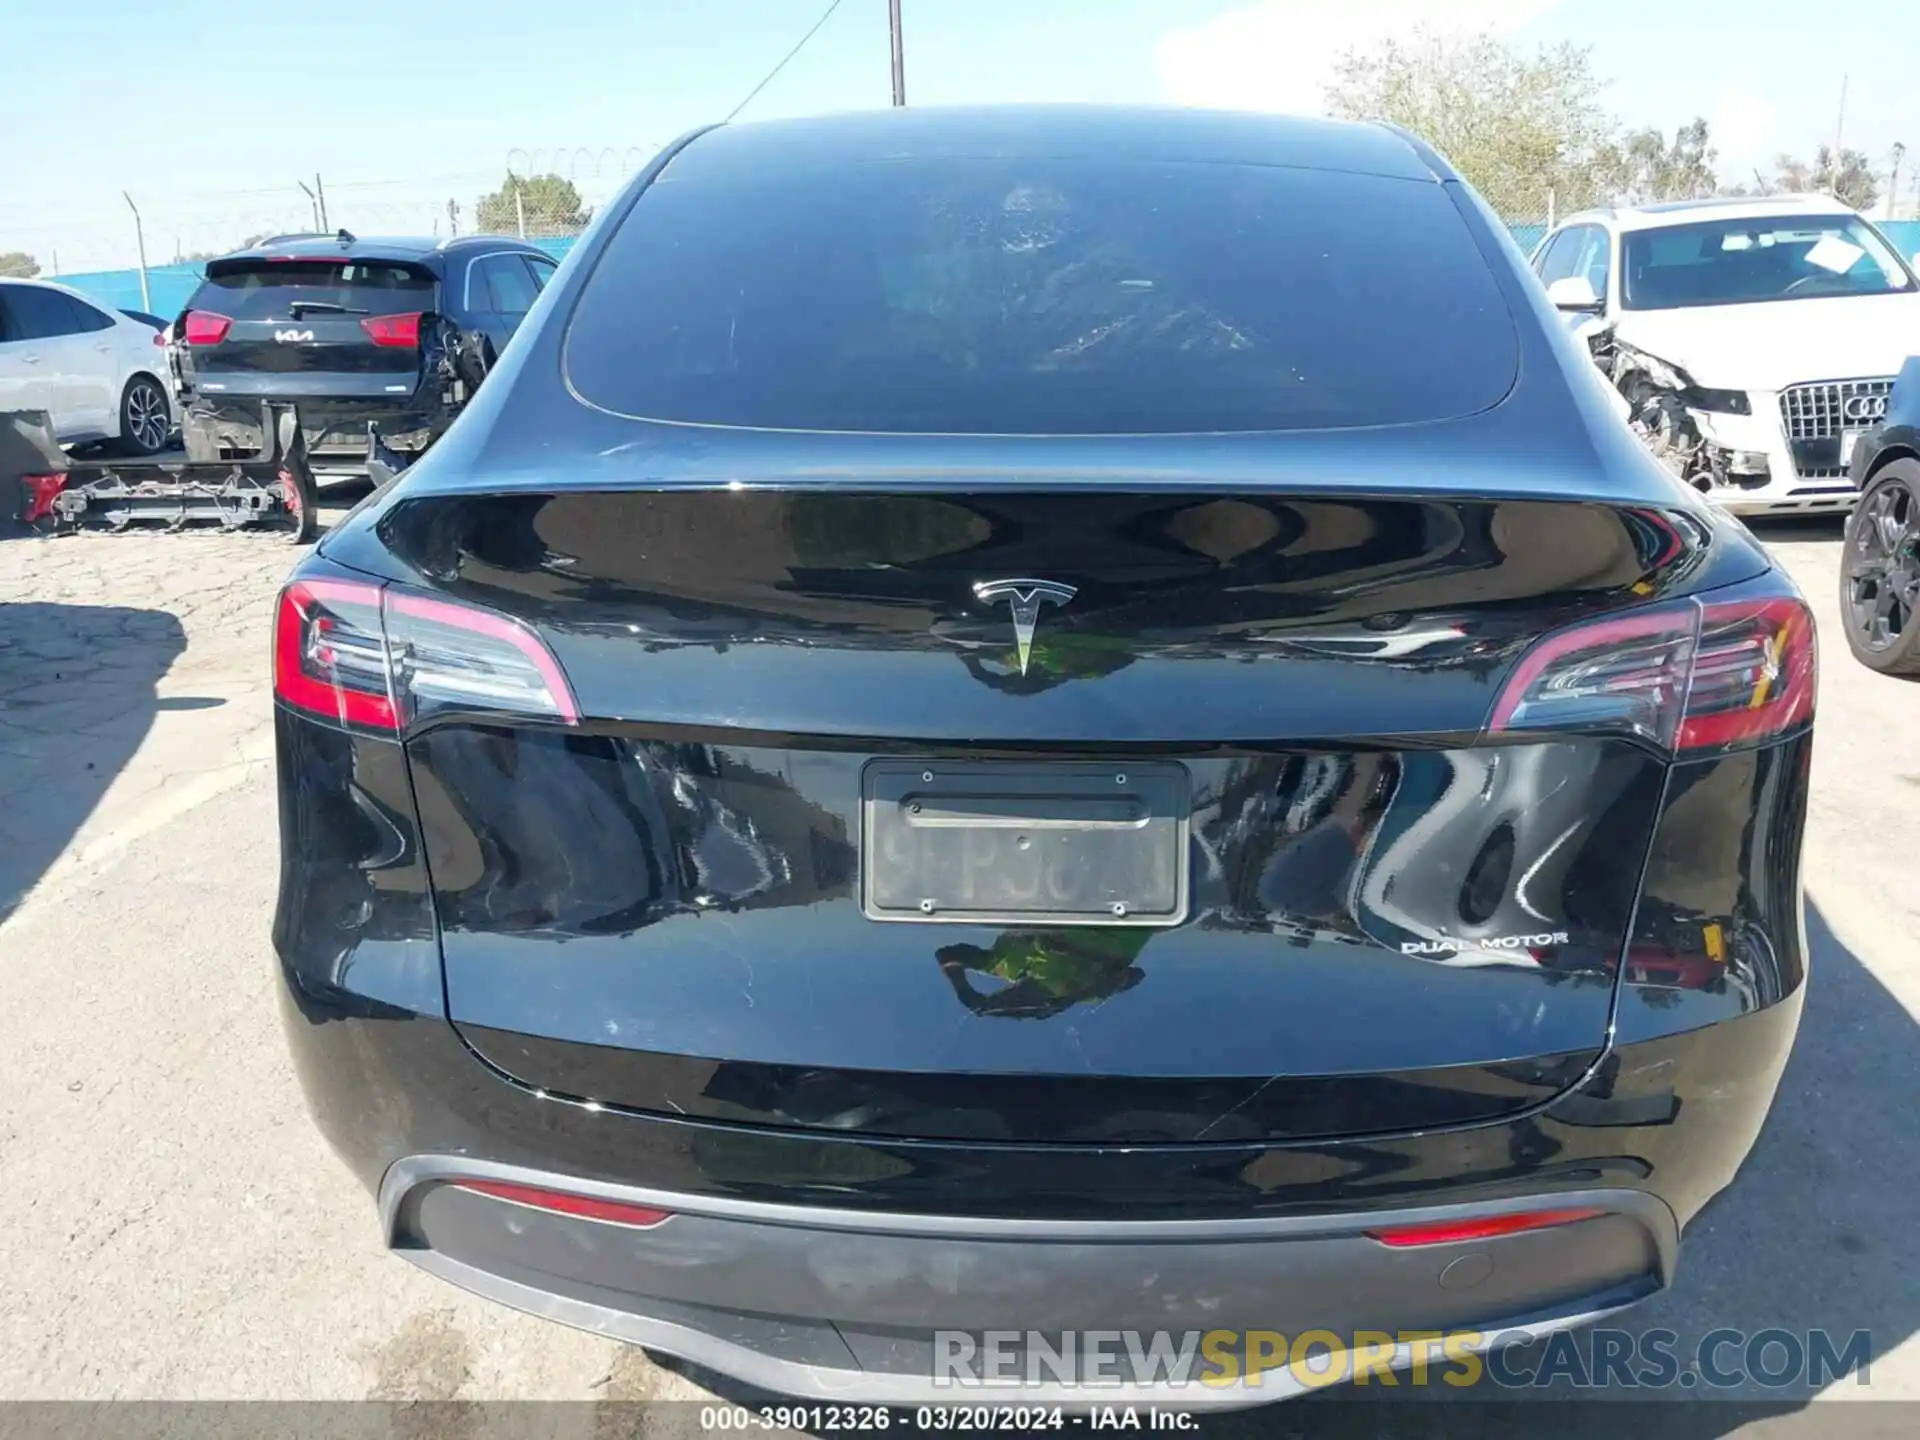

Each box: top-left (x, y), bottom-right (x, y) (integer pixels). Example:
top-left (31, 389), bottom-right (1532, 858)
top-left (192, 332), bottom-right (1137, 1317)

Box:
top-left (450, 1179), bottom-right (674, 1229)
top-left (1364, 1206), bottom-right (1603, 1248)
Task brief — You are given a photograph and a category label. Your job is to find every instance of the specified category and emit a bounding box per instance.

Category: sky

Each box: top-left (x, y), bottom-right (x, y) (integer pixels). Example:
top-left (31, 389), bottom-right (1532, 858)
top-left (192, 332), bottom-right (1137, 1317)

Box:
top-left (1, 0), bottom-right (1913, 272)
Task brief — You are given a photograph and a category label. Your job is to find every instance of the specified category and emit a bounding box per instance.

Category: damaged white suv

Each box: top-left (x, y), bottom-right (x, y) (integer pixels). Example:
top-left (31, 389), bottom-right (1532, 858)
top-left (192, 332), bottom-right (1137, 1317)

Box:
top-left (1532, 194), bottom-right (1920, 514)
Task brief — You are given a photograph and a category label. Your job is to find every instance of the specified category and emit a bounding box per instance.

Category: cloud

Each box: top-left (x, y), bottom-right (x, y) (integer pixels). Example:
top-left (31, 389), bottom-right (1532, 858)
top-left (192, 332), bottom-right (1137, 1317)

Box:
top-left (1155, 0), bottom-right (1562, 116)
top-left (1707, 91), bottom-right (1781, 176)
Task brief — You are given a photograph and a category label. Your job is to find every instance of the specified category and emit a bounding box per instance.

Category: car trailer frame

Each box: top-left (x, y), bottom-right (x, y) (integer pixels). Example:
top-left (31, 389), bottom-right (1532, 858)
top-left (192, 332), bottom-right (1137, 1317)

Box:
top-left (4, 403), bottom-right (320, 544)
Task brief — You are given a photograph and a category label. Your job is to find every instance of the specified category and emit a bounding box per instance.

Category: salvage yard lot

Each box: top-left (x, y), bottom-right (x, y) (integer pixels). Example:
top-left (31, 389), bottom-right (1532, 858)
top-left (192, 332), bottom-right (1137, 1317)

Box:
top-left (0, 505), bottom-right (1916, 1428)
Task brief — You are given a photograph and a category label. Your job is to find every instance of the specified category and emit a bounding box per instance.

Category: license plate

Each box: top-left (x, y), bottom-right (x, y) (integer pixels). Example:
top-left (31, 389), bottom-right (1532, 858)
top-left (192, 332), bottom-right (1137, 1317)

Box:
top-left (1840, 431), bottom-right (1860, 467)
top-left (861, 760), bottom-right (1190, 926)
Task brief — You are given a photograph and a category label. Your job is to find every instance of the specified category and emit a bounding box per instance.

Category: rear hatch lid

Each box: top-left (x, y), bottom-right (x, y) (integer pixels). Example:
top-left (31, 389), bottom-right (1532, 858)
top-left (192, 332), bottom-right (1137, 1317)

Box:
top-left (323, 484), bottom-right (1746, 1145)
top-left (182, 255), bottom-right (434, 399)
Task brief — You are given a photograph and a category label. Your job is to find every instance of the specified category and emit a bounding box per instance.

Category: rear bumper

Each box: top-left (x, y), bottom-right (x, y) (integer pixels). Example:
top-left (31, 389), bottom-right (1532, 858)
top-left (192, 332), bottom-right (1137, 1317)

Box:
top-left (385, 1155), bottom-right (1668, 1404)
top-left (184, 395), bottom-right (452, 468)
top-left (278, 946), bottom-right (1801, 1402)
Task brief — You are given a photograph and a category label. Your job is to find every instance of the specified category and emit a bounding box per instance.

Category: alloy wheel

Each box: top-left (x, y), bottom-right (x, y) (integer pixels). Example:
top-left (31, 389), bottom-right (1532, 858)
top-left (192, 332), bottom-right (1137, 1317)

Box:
top-left (1846, 477), bottom-right (1920, 650)
top-left (125, 379), bottom-right (171, 453)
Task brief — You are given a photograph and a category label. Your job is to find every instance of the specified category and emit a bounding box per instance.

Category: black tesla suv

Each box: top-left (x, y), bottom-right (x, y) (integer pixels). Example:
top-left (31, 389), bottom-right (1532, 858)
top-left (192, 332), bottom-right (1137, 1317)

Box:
top-left (173, 231), bottom-right (557, 480)
top-left (273, 107), bottom-right (1814, 1405)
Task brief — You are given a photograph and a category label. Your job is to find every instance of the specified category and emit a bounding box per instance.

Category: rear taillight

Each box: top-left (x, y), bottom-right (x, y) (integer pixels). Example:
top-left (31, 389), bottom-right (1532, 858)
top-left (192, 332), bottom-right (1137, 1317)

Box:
top-left (1490, 586), bottom-right (1815, 754)
top-left (19, 474), bottom-right (69, 524)
top-left (360, 311), bottom-right (423, 348)
top-left (383, 592), bottom-right (579, 725)
top-left (273, 579), bottom-right (577, 734)
top-left (182, 310), bottom-right (231, 345)
top-left (151, 330), bottom-right (167, 347)
top-left (274, 580), bottom-right (397, 730)
top-left (1676, 597), bottom-right (1816, 750)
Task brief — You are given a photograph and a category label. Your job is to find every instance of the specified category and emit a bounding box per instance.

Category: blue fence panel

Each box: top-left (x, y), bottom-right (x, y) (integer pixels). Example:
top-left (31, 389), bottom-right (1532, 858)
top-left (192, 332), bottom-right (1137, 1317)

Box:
top-left (1881, 219), bottom-right (1920, 257)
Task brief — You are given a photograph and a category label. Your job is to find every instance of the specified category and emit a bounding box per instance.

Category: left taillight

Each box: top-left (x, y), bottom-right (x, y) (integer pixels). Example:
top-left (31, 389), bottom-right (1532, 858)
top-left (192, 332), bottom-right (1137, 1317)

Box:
top-left (182, 310), bottom-right (231, 346)
top-left (273, 579), bottom-right (578, 734)
top-left (274, 580), bottom-right (397, 731)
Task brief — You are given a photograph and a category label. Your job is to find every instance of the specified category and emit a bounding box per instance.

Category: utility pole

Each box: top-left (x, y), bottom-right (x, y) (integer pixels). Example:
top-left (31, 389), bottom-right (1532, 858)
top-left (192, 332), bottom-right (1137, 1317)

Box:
top-left (315, 173), bottom-right (330, 231)
top-left (889, 0), bottom-right (905, 107)
top-left (122, 191), bottom-right (151, 311)
top-left (514, 178), bottom-right (527, 239)
top-left (298, 179), bottom-right (320, 230)
top-left (1888, 143), bottom-right (1906, 221)
top-left (1834, 74), bottom-right (1848, 154)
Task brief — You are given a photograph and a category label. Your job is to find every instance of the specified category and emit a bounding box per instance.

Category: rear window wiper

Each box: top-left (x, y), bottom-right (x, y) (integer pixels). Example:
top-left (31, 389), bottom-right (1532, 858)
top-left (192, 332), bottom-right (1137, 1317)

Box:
top-left (285, 300), bottom-right (370, 318)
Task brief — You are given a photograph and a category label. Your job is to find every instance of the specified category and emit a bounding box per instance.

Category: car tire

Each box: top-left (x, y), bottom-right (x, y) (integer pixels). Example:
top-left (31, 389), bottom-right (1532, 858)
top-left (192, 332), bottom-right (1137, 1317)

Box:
top-left (114, 374), bottom-right (172, 456)
top-left (1840, 458), bottom-right (1920, 678)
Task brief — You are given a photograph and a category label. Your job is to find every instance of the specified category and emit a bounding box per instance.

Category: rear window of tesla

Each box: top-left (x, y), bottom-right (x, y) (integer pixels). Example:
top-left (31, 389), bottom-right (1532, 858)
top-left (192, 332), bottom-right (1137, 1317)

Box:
top-left (192, 261), bottom-right (435, 320)
top-left (565, 156), bottom-right (1519, 434)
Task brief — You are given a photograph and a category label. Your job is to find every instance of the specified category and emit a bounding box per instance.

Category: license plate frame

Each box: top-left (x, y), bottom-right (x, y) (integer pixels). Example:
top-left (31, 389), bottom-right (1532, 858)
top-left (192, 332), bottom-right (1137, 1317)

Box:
top-left (861, 760), bottom-right (1191, 927)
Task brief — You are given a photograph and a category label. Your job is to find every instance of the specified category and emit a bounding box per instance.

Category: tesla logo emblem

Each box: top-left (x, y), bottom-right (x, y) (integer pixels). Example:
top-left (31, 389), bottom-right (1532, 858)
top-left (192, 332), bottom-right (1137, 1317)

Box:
top-left (1843, 394), bottom-right (1887, 423)
top-left (274, 329), bottom-right (314, 342)
top-left (973, 578), bottom-right (1077, 675)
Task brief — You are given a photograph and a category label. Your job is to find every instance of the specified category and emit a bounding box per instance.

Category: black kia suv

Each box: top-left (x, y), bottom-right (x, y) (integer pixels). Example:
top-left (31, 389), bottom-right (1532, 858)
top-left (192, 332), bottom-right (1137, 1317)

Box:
top-left (173, 231), bottom-right (557, 481)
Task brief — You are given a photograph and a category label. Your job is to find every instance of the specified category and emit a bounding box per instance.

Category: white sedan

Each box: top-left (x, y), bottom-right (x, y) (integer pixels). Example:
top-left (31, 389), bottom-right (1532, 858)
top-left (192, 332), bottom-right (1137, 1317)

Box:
top-left (0, 278), bottom-right (176, 454)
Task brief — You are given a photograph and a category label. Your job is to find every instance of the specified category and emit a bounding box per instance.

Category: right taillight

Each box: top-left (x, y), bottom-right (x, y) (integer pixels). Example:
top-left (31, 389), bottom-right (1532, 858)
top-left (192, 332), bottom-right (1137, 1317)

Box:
top-left (1489, 587), bottom-right (1815, 755)
top-left (182, 309), bottom-right (231, 346)
top-left (273, 579), bottom-right (577, 734)
top-left (360, 311), bottom-right (423, 348)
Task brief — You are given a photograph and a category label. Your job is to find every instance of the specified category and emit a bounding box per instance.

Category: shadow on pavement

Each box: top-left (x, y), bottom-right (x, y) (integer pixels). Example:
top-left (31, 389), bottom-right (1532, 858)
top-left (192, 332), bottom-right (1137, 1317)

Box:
top-left (0, 602), bottom-right (186, 921)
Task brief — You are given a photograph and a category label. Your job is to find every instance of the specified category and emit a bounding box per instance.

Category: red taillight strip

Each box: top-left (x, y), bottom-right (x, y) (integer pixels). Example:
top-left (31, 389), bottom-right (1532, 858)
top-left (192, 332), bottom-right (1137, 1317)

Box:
top-left (450, 1179), bottom-right (673, 1229)
top-left (273, 579), bottom-right (397, 731)
top-left (1365, 1206), bottom-right (1604, 1248)
top-left (386, 591), bottom-right (580, 723)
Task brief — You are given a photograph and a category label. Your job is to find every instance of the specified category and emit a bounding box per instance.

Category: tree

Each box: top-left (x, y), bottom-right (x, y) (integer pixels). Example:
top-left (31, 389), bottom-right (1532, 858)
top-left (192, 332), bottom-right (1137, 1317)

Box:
top-left (1770, 146), bottom-right (1879, 210)
top-left (475, 174), bottom-right (590, 237)
top-left (1327, 27), bottom-right (1621, 218)
top-left (0, 250), bottom-right (41, 278)
top-left (1595, 119), bottom-right (1720, 204)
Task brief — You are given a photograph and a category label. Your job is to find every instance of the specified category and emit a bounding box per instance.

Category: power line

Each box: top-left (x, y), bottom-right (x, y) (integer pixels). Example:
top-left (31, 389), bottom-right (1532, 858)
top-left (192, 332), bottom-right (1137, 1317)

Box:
top-left (724, 0), bottom-right (847, 123)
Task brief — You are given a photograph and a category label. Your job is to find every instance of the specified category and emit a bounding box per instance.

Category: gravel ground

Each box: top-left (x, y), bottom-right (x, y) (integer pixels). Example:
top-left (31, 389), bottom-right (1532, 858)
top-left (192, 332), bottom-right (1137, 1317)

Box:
top-left (0, 503), bottom-right (1915, 1436)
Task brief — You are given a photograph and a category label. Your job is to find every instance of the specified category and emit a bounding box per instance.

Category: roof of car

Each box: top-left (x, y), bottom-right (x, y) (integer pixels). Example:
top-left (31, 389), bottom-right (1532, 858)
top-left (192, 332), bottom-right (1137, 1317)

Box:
top-left (212, 232), bottom-right (544, 264)
top-left (672, 105), bottom-right (1451, 183)
top-left (1561, 193), bottom-right (1859, 233)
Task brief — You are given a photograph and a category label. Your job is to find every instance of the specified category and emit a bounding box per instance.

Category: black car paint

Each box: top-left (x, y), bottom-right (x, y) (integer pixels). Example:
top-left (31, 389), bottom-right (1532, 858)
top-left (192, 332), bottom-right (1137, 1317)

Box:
top-left (273, 109), bottom-right (1809, 1334)
top-left (276, 692), bottom-right (1804, 1224)
top-left (1848, 354), bottom-right (1920, 488)
top-left (174, 234), bottom-right (553, 465)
